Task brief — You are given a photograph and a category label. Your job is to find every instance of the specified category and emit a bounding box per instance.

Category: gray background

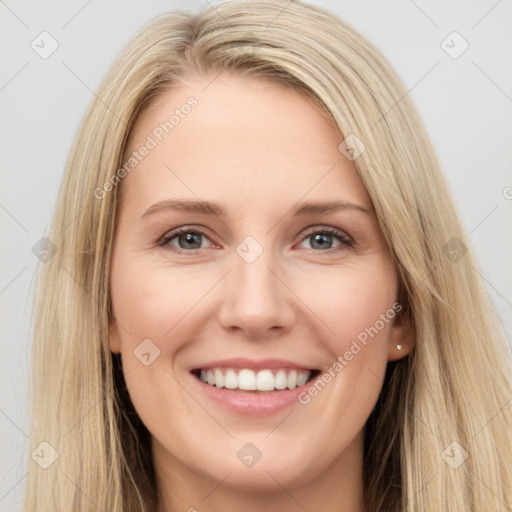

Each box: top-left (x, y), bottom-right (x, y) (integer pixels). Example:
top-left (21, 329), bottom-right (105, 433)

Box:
top-left (1, 1), bottom-right (511, 509)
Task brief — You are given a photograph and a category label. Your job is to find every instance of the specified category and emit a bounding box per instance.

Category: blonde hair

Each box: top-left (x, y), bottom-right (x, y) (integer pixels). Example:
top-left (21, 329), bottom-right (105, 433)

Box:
top-left (26, 1), bottom-right (512, 510)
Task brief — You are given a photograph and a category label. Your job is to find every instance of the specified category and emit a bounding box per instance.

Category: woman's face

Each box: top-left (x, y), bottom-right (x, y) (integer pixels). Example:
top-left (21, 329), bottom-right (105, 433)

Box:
top-left (109, 72), bottom-right (412, 502)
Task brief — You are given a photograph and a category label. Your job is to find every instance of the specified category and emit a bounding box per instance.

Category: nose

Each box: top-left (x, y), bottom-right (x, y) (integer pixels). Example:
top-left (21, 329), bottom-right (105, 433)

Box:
top-left (217, 244), bottom-right (296, 339)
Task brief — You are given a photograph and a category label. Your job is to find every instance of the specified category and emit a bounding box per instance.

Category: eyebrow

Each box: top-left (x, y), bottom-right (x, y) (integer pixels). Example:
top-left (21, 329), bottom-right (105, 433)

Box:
top-left (141, 199), bottom-right (371, 219)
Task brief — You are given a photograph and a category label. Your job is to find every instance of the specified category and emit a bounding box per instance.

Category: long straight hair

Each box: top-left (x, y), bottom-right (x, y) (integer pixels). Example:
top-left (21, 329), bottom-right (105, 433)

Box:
top-left (25, 1), bottom-right (512, 510)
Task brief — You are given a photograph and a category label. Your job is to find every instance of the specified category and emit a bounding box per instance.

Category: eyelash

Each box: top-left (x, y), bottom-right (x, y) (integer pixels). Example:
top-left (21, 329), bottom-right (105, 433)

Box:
top-left (157, 225), bottom-right (354, 255)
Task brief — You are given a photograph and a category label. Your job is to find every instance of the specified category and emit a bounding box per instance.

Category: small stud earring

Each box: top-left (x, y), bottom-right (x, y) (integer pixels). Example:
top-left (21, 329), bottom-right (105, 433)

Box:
top-left (396, 344), bottom-right (402, 350)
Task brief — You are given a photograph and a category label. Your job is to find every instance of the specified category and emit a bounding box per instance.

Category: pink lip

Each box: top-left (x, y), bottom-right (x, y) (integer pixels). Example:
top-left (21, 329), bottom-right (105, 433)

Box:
top-left (189, 359), bottom-right (321, 416)
top-left (189, 357), bottom-right (317, 372)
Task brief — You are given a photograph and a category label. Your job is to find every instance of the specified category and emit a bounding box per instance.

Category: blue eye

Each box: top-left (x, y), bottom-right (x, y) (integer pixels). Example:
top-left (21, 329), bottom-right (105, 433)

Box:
top-left (298, 228), bottom-right (352, 252)
top-left (160, 228), bottom-right (212, 252)
top-left (158, 226), bottom-right (352, 254)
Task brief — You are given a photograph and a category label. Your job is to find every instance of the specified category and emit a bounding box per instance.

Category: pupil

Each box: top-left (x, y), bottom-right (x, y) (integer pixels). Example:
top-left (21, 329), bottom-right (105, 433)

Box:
top-left (312, 233), bottom-right (332, 250)
top-left (179, 232), bottom-right (201, 249)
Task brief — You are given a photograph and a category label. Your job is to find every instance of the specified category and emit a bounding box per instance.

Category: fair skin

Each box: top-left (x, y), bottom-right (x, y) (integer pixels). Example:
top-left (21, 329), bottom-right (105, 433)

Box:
top-left (109, 72), bottom-right (413, 512)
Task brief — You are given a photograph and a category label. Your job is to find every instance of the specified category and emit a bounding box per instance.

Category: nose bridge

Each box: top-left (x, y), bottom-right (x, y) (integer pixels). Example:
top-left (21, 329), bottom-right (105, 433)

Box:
top-left (235, 246), bottom-right (277, 303)
top-left (217, 236), bottom-right (295, 336)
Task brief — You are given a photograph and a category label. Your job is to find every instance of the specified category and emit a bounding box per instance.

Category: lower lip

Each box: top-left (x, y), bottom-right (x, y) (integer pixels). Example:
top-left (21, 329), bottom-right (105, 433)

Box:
top-left (191, 373), bottom-right (319, 416)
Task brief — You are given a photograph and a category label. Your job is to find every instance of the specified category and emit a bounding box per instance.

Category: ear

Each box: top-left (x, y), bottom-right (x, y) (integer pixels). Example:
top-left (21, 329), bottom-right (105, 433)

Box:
top-left (109, 315), bottom-right (122, 354)
top-left (387, 306), bottom-right (415, 361)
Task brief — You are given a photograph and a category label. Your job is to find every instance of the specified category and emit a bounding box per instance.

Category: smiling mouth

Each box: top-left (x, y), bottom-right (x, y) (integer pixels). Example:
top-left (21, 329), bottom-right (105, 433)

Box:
top-left (191, 367), bottom-right (321, 393)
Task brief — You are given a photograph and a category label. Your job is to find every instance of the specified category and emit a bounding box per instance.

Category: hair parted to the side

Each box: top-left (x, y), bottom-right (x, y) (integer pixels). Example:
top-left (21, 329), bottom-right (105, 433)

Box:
top-left (26, 1), bottom-right (512, 511)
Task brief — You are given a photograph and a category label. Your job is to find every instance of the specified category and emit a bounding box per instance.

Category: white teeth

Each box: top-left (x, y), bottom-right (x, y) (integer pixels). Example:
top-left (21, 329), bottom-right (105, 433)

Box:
top-left (256, 369), bottom-right (275, 391)
top-left (224, 369), bottom-right (237, 389)
top-left (287, 370), bottom-right (297, 389)
top-left (238, 369), bottom-right (256, 390)
top-left (296, 371), bottom-right (309, 387)
top-left (214, 368), bottom-right (224, 388)
top-left (274, 369), bottom-right (288, 390)
top-left (197, 367), bottom-right (312, 391)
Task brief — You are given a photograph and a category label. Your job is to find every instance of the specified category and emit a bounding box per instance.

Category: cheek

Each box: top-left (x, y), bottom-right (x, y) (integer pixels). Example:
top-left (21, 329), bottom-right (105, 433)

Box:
top-left (110, 257), bottom-right (211, 350)
top-left (297, 261), bottom-right (397, 354)
top-left (294, 270), bottom-right (397, 449)
top-left (110, 259), bottom-right (206, 429)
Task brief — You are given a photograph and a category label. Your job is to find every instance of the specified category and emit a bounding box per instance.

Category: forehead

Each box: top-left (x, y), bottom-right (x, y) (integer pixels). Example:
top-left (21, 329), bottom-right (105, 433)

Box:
top-left (119, 73), bottom-right (370, 218)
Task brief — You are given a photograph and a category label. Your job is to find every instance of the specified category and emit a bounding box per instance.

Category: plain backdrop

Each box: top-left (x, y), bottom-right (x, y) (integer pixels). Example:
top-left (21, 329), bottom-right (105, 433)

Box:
top-left (1, 1), bottom-right (511, 510)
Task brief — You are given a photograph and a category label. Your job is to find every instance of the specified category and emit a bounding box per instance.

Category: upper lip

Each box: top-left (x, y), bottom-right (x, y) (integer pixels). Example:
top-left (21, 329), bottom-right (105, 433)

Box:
top-left (190, 358), bottom-right (319, 372)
